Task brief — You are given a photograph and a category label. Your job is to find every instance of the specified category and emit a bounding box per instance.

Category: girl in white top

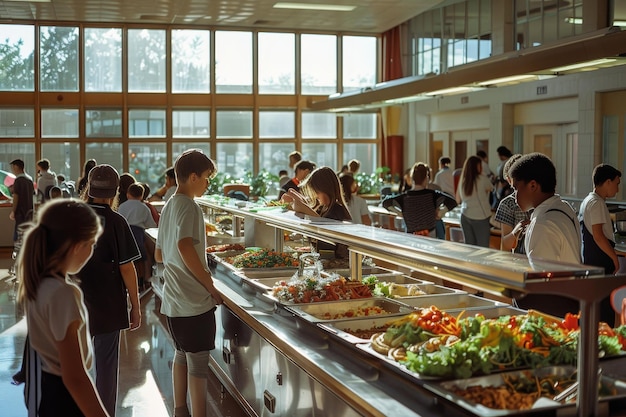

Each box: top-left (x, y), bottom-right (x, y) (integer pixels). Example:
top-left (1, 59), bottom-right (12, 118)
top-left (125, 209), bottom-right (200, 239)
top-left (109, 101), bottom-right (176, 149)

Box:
top-left (456, 155), bottom-right (493, 247)
top-left (18, 199), bottom-right (108, 417)
top-left (339, 173), bottom-right (371, 225)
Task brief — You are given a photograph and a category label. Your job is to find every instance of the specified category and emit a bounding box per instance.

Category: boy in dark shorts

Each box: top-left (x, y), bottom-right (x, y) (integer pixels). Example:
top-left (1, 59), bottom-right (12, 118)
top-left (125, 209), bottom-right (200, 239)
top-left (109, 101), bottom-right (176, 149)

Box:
top-left (154, 149), bottom-right (223, 417)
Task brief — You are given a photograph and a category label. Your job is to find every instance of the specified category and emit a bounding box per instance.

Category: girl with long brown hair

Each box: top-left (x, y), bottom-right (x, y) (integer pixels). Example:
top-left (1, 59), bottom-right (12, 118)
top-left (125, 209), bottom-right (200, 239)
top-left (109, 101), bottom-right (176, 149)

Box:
top-left (456, 155), bottom-right (493, 247)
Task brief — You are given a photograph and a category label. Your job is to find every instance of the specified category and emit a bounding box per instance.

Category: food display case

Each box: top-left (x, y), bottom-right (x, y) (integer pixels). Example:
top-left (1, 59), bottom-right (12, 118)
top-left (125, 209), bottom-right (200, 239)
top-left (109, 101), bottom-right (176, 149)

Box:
top-left (153, 196), bottom-right (626, 417)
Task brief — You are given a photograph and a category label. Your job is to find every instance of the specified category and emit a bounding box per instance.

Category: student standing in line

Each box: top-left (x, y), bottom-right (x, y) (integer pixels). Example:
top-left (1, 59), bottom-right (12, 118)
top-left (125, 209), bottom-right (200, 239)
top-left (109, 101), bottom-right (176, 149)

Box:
top-left (36, 158), bottom-right (58, 203)
top-left (433, 156), bottom-right (455, 197)
top-left (456, 155), bottom-right (493, 247)
top-left (155, 149), bottom-right (223, 417)
top-left (9, 158), bottom-right (34, 241)
top-left (579, 164), bottom-right (622, 324)
top-left (18, 199), bottom-right (110, 417)
top-left (77, 164), bottom-right (142, 416)
top-left (494, 154), bottom-right (532, 254)
top-left (509, 152), bottom-right (581, 317)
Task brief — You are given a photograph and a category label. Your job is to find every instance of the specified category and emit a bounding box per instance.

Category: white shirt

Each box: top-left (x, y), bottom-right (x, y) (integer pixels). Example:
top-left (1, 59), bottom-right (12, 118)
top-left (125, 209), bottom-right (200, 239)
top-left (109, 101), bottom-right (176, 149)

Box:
top-left (579, 191), bottom-right (614, 242)
top-left (118, 199), bottom-right (157, 229)
top-left (525, 195), bottom-right (582, 264)
top-left (347, 195), bottom-right (370, 224)
top-left (434, 167), bottom-right (455, 196)
top-left (458, 174), bottom-right (492, 220)
top-left (156, 194), bottom-right (217, 317)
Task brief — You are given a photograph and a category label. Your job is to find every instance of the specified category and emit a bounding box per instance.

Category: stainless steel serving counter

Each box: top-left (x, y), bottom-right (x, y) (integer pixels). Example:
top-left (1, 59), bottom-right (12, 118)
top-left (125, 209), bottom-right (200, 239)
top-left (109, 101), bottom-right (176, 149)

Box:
top-left (151, 197), bottom-right (626, 417)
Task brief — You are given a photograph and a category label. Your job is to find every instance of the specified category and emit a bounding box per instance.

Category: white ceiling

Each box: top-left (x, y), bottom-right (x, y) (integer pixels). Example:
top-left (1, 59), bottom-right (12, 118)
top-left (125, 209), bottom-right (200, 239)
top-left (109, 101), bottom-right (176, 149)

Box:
top-left (0, 0), bottom-right (443, 33)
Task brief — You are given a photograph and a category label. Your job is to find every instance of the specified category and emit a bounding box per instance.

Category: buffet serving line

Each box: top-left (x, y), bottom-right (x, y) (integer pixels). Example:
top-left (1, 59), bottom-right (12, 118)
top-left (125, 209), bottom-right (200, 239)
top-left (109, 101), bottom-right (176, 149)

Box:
top-left (148, 196), bottom-right (626, 417)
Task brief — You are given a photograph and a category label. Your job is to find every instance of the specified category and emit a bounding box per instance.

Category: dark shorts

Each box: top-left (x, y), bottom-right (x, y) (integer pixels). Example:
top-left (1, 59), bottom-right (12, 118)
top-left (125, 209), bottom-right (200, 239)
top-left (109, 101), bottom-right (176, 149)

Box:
top-left (39, 371), bottom-right (84, 417)
top-left (166, 307), bottom-right (217, 353)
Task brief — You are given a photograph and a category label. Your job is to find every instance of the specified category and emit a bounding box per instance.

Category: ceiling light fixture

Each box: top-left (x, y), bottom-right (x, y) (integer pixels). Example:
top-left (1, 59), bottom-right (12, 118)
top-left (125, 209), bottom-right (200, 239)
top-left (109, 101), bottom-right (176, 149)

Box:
top-left (477, 74), bottom-right (538, 86)
top-left (424, 86), bottom-right (480, 96)
top-left (273, 2), bottom-right (356, 12)
top-left (550, 58), bottom-right (617, 73)
top-left (565, 17), bottom-right (626, 26)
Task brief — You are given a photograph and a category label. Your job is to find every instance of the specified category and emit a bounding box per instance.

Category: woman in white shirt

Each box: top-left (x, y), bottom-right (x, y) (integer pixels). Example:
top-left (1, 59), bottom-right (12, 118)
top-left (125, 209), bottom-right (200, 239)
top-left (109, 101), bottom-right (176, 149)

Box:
top-left (456, 155), bottom-right (493, 247)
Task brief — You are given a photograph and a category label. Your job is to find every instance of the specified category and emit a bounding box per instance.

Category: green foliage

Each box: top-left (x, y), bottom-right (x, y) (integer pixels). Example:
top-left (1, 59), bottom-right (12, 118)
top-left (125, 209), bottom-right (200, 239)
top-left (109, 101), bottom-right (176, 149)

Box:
top-left (246, 170), bottom-right (279, 198)
top-left (206, 171), bottom-right (235, 195)
top-left (355, 166), bottom-right (390, 195)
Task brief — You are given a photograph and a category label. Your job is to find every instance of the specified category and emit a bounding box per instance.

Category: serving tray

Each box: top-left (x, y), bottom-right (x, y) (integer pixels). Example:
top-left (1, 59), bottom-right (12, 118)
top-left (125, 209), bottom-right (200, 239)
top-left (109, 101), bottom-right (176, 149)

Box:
top-left (423, 365), bottom-right (626, 416)
top-left (284, 297), bottom-right (414, 323)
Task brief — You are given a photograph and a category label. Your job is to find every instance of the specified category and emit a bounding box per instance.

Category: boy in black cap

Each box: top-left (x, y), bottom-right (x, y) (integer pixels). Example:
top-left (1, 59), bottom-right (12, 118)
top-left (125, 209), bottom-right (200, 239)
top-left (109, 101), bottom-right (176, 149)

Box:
top-left (76, 163), bottom-right (141, 416)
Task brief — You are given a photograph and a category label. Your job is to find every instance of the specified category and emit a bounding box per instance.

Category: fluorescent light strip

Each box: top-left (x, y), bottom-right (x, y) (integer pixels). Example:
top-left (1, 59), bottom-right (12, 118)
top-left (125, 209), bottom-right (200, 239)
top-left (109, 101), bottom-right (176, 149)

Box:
top-left (550, 58), bottom-right (617, 73)
top-left (273, 2), bottom-right (356, 11)
top-left (565, 17), bottom-right (626, 26)
top-left (424, 86), bottom-right (477, 96)
top-left (477, 74), bottom-right (537, 86)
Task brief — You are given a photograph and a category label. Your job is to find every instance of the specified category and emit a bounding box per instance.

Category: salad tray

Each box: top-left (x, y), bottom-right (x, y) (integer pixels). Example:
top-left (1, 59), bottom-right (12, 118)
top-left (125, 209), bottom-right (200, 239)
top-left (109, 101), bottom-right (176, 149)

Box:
top-left (284, 297), bottom-right (414, 323)
top-left (423, 365), bottom-right (626, 416)
top-left (320, 306), bottom-right (528, 345)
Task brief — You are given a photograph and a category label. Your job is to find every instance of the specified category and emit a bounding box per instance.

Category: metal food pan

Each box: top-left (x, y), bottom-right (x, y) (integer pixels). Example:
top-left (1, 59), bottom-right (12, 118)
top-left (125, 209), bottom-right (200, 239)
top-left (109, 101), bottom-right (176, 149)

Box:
top-left (425, 365), bottom-right (626, 417)
top-left (449, 306), bottom-right (527, 319)
top-left (384, 283), bottom-right (466, 298)
top-left (400, 293), bottom-right (507, 310)
top-left (317, 314), bottom-right (407, 344)
top-left (286, 297), bottom-right (414, 323)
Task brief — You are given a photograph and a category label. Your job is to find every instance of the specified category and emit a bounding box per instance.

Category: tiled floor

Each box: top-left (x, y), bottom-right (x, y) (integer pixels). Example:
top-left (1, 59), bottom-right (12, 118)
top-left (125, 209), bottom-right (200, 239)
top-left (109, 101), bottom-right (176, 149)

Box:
top-left (0, 257), bottom-right (247, 417)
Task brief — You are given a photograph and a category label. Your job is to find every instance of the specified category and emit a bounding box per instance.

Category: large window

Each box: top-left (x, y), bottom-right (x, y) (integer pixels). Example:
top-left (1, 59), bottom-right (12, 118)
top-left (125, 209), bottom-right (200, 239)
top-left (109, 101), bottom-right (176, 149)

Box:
top-left (129, 143), bottom-right (167, 191)
top-left (0, 24), bottom-right (381, 186)
top-left (172, 30), bottom-right (211, 93)
top-left (84, 28), bottom-right (122, 92)
top-left (40, 26), bottom-right (79, 92)
top-left (0, 25), bottom-right (35, 91)
top-left (408, 0), bottom-right (491, 75)
top-left (86, 109), bottom-right (122, 138)
top-left (216, 110), bottom-right (253, 139)
top-left (41, 108), bottom-right (79, 138)
top-left (128, 29), bottom-right (166, 92)
top-left (342, 36), bottom-right (377, 92)
top-left (301, 34), bottom-right (337, 95)
top-left (85, 142), bottom-right (123, 174)
top-left (129, 109), bottom-right (166, 138)
top-left (302, 143), bottom-right (337, 169)
top-left (215, 31), bottom-right (252, 94)
top-left (258, 32), bottom-right (295, 94)
top-left (343, 113), bottom-right (377, 139)
top-left (302, 112), bottom-right (336, 139)
top-left (0, 142), bottom-right (35, 174)
top-left (172, 110), bottom-right (210, 138)
top-left (0, 108), bottom-right (35, 137)
top-left (259, 110), bottom-right (295, 138)
top-left (216, 142), bottom-right (253, 179)
top-left (41, 142), bottom-right (80, 184)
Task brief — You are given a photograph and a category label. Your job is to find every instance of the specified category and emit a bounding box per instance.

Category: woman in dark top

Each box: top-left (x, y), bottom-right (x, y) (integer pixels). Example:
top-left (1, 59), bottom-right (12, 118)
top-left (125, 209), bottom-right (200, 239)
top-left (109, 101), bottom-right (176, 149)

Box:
top-left (77, 159), bottom-right (97, 198)
top-left (383, 162), bottom-right (457, 237)
top-left (284, 166), bottom-right (351, 258)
